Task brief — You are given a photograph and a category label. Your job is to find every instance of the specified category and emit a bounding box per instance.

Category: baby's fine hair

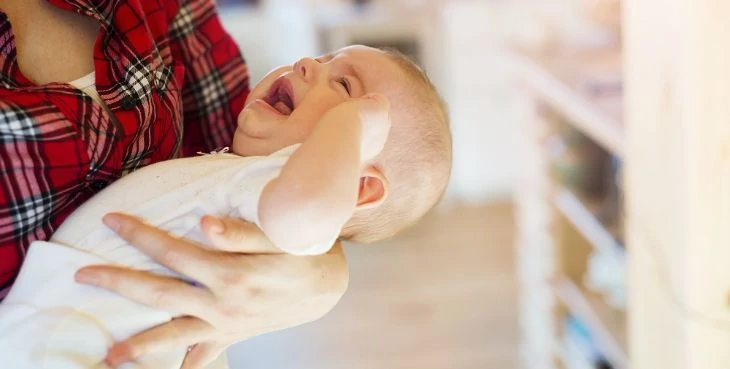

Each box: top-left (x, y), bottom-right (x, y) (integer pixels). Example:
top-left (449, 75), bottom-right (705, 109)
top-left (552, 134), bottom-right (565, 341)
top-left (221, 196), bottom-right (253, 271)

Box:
top-left (345, 48), bottom-right (452, 244)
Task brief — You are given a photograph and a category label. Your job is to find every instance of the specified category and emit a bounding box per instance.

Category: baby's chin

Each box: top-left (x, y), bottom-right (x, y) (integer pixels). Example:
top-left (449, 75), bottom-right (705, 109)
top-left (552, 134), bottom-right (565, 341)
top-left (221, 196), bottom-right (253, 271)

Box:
top-left (230, 129), bottom-right (280, 157)
top-left (230, 129), bottom-right (253, 156)
top-left (230, 143), bottom-right (245, 156)
top-left (232, 109), bottom-right (268, 156)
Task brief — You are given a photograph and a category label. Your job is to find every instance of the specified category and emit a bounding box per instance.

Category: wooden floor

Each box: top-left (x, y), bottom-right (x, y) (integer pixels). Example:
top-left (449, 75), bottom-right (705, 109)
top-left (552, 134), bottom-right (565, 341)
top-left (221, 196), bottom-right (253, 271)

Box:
top-left (227, 202), bottom-right (520, 369)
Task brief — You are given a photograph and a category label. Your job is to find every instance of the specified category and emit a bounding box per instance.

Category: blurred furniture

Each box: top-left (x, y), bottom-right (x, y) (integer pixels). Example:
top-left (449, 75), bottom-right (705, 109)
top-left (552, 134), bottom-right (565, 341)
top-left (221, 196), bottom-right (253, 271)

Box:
top-left (513, 43), bottom-right (627, 369)
top-left (512, 1), bottom-right (730, 369)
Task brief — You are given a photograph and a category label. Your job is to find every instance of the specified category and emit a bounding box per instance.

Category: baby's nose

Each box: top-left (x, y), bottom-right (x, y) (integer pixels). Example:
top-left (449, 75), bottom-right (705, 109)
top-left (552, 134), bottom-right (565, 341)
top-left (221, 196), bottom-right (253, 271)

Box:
top-left (294, 57), bottom-right (319, 82)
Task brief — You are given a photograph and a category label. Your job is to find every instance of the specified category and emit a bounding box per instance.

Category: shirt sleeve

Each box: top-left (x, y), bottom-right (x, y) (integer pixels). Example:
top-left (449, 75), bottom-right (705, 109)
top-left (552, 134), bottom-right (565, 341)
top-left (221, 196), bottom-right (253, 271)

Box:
top-left (167, 0), bottom-right (250, 157)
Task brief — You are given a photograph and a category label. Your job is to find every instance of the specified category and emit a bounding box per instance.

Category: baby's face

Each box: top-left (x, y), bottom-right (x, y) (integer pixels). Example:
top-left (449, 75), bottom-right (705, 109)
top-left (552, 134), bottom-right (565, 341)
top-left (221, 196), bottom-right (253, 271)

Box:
top-left (232, 45), bottom-right (406, 156)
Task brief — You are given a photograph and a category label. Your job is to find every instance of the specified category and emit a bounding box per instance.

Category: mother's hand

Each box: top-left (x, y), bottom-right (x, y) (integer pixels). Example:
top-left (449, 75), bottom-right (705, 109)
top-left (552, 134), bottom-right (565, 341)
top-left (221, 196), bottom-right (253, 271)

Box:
top-left (74, 213), bottom-right (349, 369)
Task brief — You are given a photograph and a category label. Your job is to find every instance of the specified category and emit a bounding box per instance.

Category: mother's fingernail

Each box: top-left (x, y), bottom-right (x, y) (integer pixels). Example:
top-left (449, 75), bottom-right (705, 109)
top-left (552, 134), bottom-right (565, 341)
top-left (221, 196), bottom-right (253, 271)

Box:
top-left (75, 269), bottom-right (99, 284)
top-left (106, 344), bottom-right (129, 367)
top-left (103, 214), bottom-right (120, 232)
top-left (203, 216), bottom-right (225, 234)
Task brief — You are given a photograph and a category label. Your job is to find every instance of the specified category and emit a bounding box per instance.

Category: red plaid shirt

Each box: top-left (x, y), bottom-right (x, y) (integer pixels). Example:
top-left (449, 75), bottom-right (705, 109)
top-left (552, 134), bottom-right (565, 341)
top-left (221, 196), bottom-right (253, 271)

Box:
top-left (0, 0), bottom-right (249, 296)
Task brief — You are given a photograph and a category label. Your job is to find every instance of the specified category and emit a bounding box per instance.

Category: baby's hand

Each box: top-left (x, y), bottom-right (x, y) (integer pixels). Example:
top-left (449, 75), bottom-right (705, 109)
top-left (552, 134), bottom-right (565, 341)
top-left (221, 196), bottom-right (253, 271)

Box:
top-left (341, 93), bottom-right (392, 161)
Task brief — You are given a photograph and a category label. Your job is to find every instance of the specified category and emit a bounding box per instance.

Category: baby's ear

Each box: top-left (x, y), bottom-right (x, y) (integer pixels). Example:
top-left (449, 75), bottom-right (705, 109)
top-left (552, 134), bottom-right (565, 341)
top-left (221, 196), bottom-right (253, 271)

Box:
top-left (356, 167), bottom-right (389, 210)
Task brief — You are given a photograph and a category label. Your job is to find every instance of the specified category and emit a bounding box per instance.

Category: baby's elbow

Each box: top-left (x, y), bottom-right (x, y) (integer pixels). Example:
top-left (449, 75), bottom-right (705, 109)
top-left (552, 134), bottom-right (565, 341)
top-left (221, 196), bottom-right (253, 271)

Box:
top-left (266, 224), bottom-right (335, 255)
top-left (259, 205), bottom-right (337, 255)
top-left (259, 181), bottom-right (345, 255)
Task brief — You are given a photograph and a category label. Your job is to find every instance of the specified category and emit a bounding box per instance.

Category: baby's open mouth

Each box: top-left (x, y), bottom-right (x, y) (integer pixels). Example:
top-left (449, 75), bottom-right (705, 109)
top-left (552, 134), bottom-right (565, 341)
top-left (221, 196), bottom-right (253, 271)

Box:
top-left (263, 78), bottom-right (295, 115)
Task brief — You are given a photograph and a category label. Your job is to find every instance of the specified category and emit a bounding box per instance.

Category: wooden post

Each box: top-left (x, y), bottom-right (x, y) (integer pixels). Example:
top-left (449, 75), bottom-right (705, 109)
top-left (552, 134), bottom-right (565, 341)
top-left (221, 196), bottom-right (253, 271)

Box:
top-left (624, 0), bottom-right (730, 368)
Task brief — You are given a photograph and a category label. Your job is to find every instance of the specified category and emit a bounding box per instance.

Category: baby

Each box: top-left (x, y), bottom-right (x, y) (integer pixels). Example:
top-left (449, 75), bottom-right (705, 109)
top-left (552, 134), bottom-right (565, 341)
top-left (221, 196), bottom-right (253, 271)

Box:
top-left (0, 45), bottom-right (452, 369)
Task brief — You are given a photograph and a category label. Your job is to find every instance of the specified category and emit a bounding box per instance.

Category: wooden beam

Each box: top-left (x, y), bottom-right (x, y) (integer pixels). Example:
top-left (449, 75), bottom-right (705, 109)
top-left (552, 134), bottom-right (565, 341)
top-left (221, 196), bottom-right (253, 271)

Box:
top-left (625, 0), bottom-right (730, 368)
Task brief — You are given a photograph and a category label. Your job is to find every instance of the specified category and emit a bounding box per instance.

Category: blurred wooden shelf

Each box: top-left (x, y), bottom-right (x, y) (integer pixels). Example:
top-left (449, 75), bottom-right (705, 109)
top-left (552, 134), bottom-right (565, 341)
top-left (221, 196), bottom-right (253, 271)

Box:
top-left (516, 2), bottom-right (730, 367)
top-left (514, 40), bottom-right (630, 369)
top-left (554, 189), bottom-right (625, 262)
top-left (557, 336), bottom-right (595, 369)
top-left (511, 47), bottom-right (624, 158)
top-left (554, 277), bottom-right (628, 369)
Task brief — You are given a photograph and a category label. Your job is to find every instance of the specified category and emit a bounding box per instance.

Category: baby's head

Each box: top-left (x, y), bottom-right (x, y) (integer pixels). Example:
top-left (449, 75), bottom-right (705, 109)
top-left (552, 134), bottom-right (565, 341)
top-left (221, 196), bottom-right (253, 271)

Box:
top-left (233, 45), bottom-right (452, 243)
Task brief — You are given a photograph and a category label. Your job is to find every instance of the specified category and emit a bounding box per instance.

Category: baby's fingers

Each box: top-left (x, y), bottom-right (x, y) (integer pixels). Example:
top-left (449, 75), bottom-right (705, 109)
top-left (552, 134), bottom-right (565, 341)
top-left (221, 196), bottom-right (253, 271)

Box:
top-left (106, 317), bottom-right (214, 367)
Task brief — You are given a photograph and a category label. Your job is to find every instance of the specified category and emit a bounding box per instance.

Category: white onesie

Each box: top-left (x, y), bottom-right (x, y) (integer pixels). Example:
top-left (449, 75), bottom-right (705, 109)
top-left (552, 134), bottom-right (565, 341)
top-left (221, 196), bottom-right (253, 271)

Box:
top-left (0, 145), bottom-right (334, 369)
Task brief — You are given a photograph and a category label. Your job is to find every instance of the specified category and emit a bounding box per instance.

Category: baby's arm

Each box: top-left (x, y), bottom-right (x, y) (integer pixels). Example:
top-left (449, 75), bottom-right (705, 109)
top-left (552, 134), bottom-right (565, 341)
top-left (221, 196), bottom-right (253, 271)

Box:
top-left (258, 94), bottom-right (391, 254)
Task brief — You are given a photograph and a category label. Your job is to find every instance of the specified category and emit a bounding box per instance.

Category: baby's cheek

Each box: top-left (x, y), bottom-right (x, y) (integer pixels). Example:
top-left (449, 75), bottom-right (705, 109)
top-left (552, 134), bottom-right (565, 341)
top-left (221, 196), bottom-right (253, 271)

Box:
top-left (300, 88), bottom-right (344, 116)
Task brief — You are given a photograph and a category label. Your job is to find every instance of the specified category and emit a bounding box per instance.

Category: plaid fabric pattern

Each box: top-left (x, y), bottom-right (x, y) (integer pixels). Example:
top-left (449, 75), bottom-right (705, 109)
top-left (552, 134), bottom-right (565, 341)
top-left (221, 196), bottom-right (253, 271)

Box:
top-left (0, 0), bottom-right (249, 296)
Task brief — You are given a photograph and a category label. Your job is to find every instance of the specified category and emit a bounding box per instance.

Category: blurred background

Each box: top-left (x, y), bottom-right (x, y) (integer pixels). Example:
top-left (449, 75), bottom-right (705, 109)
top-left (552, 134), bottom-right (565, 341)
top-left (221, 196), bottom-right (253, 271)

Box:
top-left (217, 1), bottom-right (627, 369)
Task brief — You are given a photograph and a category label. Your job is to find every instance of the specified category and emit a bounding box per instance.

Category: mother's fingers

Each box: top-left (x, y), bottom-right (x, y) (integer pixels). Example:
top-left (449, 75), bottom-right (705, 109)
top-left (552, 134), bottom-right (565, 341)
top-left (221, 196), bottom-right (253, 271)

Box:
top-left (201, 215), bottom-right (280, 253)
top-left (104, 213), bottom-right (222, 283)
top-left (181, 342), bottom-right (228, 369)
top-left (75, 265), bottom-right (214, 317)
top-left (106, 316), bottom-right (214, 367)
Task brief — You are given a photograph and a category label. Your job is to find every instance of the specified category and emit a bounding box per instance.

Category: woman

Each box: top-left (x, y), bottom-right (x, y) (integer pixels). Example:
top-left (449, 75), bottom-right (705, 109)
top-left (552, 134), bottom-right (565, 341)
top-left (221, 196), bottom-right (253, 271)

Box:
top-left (0, 1), bottom-right (349, 368)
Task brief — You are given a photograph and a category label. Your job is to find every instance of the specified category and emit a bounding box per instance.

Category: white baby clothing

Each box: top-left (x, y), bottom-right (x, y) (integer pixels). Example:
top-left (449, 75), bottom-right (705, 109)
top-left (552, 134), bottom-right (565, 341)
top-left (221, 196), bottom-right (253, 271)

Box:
top-left (69, 71), bottom-right (103, 106)
top-left (0, 144), bottom-right (334, 369)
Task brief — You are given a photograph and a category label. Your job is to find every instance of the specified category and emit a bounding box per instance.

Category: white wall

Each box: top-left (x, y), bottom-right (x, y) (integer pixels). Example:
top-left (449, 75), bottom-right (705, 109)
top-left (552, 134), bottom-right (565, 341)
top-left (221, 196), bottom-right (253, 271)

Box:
top-left (218, 2), bottom-right (320, 85)
top-left (218, 7), bottom-right (275, 84)
top-left (438, 1), bottom-right (519, 204)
